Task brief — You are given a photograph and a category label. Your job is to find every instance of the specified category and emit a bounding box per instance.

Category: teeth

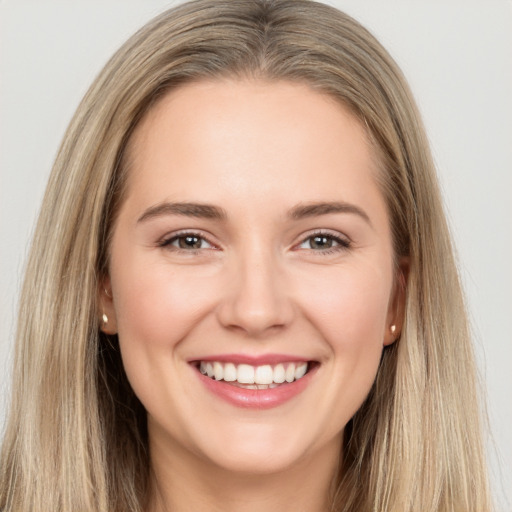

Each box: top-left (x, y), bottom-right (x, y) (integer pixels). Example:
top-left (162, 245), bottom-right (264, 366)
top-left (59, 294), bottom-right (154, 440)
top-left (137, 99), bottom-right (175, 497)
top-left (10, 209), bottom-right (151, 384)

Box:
top-left (294, 362), bottom-right (307, 380)
top-left (213, 362), bottom-right (224, 381)
top-left (273, 364), bottom-right (285, 383)
top-left (198, 361), bottom-right (310, 385)
top-left (223, 362), bottom-right (237, 382)
top-left (237, 364), bottom-right (255, 384)
top-left (254, 365), bottom-right (273, 385)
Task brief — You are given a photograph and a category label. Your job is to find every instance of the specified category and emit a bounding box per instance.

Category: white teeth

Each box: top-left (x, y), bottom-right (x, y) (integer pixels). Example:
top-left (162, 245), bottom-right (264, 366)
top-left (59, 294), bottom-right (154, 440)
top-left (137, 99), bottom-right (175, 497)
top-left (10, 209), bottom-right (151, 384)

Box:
top-left (223, 362), bottom-right (237, 382)
top-left (294, 362), bottom-right (307, 380)
top-left (254, 365), bottom-right (273, 385)
top-left (213, 362), bottom-right (224, 381)
top-left (237, 364), bottom-right (255, 384)
top-left (273, 364), bottom-right (285, 383)
top-left (232, 383), bottom-right (276, 390)
top-left (198, 360), bottom-right (310, 385)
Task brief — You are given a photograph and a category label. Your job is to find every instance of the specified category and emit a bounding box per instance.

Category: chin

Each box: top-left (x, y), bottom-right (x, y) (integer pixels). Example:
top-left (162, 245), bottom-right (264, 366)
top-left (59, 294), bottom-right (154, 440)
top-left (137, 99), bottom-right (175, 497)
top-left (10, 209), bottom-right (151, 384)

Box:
top-left (203, 443), bottom-right (306, 476)
top-left (191, 421), bottom-right (333, 476)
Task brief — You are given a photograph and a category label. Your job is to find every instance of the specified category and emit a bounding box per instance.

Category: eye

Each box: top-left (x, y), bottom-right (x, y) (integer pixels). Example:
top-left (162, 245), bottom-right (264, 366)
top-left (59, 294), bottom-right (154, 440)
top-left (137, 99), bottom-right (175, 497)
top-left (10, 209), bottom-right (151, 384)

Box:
top-left (159, 232), bottom-right (216, 251)
top-left (297, 231), bottom-right (351, 252)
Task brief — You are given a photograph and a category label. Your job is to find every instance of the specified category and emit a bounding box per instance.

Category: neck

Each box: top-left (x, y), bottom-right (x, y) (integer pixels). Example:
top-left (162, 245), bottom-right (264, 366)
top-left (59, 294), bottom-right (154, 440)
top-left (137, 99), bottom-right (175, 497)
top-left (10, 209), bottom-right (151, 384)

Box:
top-left (146, 434), bottom-right (341, 512)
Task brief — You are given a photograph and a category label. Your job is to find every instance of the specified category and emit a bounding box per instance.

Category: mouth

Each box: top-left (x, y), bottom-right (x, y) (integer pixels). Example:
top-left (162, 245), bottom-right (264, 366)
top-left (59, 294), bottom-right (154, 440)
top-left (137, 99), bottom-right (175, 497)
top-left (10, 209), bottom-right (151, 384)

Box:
top-left (195, 360), bottom-right (311, 389)
top-left (191, 358), bottom-right (318, 409)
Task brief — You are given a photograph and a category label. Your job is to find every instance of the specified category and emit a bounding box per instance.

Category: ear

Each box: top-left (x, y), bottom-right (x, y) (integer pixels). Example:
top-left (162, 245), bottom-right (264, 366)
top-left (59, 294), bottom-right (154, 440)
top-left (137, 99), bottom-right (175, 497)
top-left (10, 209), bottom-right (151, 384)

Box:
top-left (98, 275), bottom-right (118, 335)
top-left (383, 257), bottom-right (409, 346)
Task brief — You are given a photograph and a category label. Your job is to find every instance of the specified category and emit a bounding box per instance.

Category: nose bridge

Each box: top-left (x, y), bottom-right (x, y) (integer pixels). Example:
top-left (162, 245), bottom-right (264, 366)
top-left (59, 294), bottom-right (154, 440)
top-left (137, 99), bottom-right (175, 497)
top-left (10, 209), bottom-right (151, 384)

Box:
top-left (218, 239), bottom-right (293, 336)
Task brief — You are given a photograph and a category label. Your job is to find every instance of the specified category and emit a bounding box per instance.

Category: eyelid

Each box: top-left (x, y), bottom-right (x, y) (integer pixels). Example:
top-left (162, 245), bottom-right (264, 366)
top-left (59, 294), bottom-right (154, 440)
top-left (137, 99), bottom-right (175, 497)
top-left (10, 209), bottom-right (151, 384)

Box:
top-left (293, 229), bottom-right (352, 252)
top-left (158, 229), bottom-right (220, 251)
top-left (157, 228), bottom-right (351, 254)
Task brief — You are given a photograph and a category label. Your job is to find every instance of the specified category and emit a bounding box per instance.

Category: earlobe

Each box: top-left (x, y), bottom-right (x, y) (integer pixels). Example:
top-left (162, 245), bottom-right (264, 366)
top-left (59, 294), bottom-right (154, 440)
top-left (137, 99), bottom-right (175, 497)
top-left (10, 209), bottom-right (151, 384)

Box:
top-left (384, 323), bottom-right (399, 346)
top-left (98, 277), bottom-right (118, 335)
top-left (384, 259), bottom-right (408, 346)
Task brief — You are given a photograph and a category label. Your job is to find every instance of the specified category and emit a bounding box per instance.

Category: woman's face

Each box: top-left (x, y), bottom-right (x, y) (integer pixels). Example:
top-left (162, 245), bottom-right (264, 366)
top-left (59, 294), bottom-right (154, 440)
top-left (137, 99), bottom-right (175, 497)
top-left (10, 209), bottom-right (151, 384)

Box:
top-left (103, 80), bottom-right (403, 475)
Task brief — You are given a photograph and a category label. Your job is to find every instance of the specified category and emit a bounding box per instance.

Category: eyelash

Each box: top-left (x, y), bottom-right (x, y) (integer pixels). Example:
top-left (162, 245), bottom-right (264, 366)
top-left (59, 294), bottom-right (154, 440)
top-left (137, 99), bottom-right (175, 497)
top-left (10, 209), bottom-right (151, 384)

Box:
top-left (158, 230), bottom-right (217, 254)
top-left (295, 230), bottom-right (351, 256)
top-left (158, 230), bottom-right (351, 255)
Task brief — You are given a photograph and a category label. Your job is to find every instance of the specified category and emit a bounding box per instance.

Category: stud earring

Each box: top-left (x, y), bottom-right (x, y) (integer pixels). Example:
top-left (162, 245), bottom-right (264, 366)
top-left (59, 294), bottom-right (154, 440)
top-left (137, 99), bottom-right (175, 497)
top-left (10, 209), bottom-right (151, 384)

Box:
top-left (102, 313), bottom-right (108, 325)
top-left (390, 324), bottom-right (396, 334)
top-left (104, 288), bottom-right (112, 298)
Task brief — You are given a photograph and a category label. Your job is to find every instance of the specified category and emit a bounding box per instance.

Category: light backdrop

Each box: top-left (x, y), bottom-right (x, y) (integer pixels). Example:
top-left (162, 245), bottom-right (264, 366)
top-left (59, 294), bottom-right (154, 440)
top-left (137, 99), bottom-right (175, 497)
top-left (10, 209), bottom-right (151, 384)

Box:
top-left (1, 1), bottom-right (510, 508)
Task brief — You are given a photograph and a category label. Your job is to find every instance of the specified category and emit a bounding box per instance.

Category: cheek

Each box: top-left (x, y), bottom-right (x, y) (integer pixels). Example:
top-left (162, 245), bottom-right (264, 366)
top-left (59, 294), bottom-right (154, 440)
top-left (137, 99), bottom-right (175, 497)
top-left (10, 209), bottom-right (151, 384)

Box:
top-left (108, 254), bottom-right (224, 422)
top-left (316, 283), bottom-right (388, 380)
top-left (295, 263), bottom-right (391, 421)
top-left (111, 251), bottom-right (213, 336)
top-left (296, 261), bottom-right (392, 346)
top-left (109, 252), bottom-right (220, 366)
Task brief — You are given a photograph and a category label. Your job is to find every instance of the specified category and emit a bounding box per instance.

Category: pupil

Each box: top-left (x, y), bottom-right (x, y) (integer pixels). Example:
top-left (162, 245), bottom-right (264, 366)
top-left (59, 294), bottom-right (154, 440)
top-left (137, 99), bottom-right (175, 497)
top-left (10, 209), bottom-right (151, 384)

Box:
top-left (179, 236), bottom-right (201, 249)
top-left (311, 235), bottom-right (332, 249)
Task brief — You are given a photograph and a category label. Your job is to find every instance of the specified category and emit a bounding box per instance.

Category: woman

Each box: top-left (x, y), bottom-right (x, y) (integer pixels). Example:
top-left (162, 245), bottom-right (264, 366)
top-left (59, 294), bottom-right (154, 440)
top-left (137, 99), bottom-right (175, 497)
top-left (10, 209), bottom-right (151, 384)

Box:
top-left (0, 0), bottom-right (492, 510)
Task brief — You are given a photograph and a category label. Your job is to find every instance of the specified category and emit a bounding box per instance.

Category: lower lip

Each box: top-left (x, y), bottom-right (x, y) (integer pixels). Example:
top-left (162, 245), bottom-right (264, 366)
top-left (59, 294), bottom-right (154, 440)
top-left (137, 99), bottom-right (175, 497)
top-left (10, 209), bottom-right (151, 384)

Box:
top-left (195, 365), bottom-right (317, 409)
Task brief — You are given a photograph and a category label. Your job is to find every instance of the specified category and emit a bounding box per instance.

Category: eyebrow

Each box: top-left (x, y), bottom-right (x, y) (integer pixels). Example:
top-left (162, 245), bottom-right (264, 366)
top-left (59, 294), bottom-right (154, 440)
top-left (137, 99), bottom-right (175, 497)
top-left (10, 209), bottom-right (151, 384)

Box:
top-left (137, 202), bottom-right (227, 223)
top-left (288, 201), bottom-right (372, 227)
top-left (137, 200), bottom-right (372, 227)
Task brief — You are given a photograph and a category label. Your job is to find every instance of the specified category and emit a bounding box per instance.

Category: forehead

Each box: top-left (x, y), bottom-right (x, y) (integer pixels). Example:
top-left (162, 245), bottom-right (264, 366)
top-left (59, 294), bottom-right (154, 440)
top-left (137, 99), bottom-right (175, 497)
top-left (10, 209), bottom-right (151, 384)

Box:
top-left (122, 79), bottom-right (385, 220)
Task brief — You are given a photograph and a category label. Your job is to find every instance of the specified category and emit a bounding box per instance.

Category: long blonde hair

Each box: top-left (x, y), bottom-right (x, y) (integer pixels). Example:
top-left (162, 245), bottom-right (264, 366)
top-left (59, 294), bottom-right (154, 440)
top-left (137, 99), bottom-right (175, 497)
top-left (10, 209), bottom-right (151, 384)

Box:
top-left (0, 1), bottom-right (491, 510)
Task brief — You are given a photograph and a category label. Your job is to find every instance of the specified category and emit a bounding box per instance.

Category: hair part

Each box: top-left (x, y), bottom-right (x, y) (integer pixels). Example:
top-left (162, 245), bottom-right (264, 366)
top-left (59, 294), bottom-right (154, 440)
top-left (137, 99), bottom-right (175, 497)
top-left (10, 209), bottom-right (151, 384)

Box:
top-left (0, 1), bottom-right (491, 511)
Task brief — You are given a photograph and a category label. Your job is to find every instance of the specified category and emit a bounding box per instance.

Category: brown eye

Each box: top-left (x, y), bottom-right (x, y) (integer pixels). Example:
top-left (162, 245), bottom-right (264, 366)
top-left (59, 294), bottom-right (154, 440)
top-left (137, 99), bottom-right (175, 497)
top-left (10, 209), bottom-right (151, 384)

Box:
top-left (178, 235), bottom-right (203, 249)
top-left (309, 235), bottom-right (334, 250)
top-left (297, 232), bottom-right (351, 253)
top-left (160, 232), bottom-right (215, 251)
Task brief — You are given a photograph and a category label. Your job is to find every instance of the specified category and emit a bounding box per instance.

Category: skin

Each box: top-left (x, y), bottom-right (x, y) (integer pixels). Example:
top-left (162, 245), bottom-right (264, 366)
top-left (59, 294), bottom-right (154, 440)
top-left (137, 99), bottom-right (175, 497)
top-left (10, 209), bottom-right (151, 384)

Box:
top-left (101, 80), bottom-right (405, 512)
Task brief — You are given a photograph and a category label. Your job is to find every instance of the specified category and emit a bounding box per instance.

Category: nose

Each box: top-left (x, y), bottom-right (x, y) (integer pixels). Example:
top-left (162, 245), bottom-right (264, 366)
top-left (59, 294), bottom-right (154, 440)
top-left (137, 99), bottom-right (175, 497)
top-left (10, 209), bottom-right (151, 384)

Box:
top-left (216, 246), bottom-right (294, 337)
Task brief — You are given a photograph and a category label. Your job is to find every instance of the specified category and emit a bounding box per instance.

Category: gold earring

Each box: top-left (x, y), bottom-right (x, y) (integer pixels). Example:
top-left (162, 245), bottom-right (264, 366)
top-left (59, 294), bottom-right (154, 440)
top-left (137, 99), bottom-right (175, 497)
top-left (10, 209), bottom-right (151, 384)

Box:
top-left (102, 313), bottom-right (108, 325)
top-left (390, 324), bottom-right (396, 334)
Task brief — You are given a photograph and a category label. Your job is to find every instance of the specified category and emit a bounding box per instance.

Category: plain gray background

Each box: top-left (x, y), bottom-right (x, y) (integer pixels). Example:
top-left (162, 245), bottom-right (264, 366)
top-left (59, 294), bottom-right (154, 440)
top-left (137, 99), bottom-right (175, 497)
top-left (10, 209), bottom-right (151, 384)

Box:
top-left (1, 1), bottom-right (511, 508)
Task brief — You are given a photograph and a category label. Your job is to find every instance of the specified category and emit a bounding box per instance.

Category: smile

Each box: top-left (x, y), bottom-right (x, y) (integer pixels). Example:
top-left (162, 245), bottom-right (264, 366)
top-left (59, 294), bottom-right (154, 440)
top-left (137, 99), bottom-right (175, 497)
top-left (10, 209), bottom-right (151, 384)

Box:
top-left (192, 357), bottom-right (318, 409)
top-left (198, 361), bottom-right (309, 389)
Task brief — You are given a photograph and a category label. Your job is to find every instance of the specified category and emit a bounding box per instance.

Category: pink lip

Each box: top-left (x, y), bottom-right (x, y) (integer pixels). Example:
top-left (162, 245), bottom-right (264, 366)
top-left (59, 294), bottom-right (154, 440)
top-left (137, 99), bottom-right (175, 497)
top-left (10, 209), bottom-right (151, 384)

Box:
top-left (190, 353), bottom-right (309, 366)
top-left (192, 362), bottom-right (318, 410)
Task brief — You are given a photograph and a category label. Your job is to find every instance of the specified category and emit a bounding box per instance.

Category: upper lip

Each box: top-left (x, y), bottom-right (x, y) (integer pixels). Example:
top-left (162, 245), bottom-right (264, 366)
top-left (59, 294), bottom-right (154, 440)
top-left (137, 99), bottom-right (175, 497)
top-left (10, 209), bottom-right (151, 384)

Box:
top-left (189, 353), bottom-right (313, 366)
